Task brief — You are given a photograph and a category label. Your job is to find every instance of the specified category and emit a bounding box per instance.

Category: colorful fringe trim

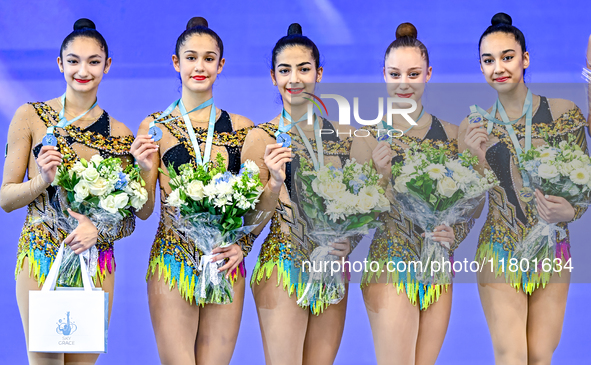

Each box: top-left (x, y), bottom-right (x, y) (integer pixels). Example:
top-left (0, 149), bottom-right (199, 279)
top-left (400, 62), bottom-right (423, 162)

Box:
top-left (475, 237), bottom-right (570, 295)
top-left (147, 252), bottom-right (245, 306)
top-left (15, 229), bottom-right (115, 287)
top-left (361, 258), bottom-right (449, 311)
top-left (251, 258), bottom-right (343, 315)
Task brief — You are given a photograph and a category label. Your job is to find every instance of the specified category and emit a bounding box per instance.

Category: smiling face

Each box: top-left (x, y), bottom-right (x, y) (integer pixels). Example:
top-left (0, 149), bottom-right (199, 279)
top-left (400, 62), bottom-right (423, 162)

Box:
top-left (173, 34), bottom-right (225, 94)
top-left (383, 46), bottom-right (432, 106)
top-left (271, 45), bottom-right (322, 109)
top-left (57, 37), bottom-right (111, 93)
top-left (479, 32), bottom-right (529, 93)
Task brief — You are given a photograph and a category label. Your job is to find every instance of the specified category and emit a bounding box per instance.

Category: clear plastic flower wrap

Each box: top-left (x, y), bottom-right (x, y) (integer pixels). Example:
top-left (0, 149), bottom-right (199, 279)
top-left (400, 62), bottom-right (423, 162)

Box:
top-left (390, 143), bottom-right (498, 285)
top-left (177, 210), bottom-right (269, 304)
top-left (514, 138), bottom-right (591, 271)
top-left (160, 153), bottom-right (266, 304)
top-left (294, 219), bottom-right (372, 309)
top-left (293, 160), bottom-right (387, 308)
top-left (394, 191), bottom-right (485, 285)
top-left (54, 187), bottom-right (126, 287)
top-left (513, 172), bottom-right (590, 270)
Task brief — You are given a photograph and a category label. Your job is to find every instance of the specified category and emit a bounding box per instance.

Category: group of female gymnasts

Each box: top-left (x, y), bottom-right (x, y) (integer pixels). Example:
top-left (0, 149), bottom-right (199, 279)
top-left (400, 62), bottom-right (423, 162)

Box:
top-left (1, 11), bottom-right (589, 365)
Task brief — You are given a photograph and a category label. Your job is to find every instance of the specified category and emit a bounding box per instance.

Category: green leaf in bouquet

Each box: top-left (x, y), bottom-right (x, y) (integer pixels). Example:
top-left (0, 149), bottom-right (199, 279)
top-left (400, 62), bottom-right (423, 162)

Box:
top-left (428, 194), bottom-right (437, 205)
top-left (302, 202), bottom-right (318, 219)
top-left (67, 191), bottom-right (75, 205)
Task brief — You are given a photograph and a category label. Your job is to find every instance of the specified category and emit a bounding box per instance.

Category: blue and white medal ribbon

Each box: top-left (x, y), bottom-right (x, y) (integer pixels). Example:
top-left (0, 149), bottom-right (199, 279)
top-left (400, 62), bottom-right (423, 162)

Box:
top-left (42, 93), bottom-right (98, 146)
top-left (294, 115), bottom-right (323, 170)
top-left (179, 99), bottom-right (216, 167)
top-left (377, 107), bottom-right (425, 142)
top-left (470, 89), bottom-right (534, 202)
top-left (148, 98), bottom-right (217, 167)
top-left (276, 109), bottom-right (308, 148)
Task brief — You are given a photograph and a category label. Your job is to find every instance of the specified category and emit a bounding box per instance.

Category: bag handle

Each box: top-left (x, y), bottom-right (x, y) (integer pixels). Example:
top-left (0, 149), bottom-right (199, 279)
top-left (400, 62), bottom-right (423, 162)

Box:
top-left (41, 242), bottom-right (94, 292)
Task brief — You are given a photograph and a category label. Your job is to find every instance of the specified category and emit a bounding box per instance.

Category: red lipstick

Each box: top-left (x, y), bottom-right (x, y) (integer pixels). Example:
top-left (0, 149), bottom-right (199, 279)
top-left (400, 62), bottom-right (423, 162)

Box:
top-left (396, 93), bottom-right (413, 98)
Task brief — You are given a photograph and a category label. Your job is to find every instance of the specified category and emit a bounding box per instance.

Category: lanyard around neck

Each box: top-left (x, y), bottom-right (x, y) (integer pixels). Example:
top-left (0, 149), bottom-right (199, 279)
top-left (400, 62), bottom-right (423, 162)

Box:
top-left (294, 115), bottom-right (324, 170)
top-left (43, 93), bottom-right (98, 146)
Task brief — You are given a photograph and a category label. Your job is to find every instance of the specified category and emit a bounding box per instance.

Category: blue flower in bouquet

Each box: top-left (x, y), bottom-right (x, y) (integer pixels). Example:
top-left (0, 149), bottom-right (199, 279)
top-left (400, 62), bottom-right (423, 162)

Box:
top-left (444, 168), bottom-right (454, 178)
top-left (114, 172), bottom-right (128, 190)
top-left (215, 171), bottom-right (233, 184)
top-left (349, 180), bottom-right (362, 194)
top-left (359, 174), bottom-right (367, 182)
top-left (523, 160), bottom-right (541, 173)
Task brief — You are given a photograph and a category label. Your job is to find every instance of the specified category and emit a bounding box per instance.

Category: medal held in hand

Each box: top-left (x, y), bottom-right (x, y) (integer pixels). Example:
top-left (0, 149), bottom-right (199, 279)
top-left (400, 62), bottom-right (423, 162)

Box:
top-left (42, 134), bottom-right (58, 147)
top-left (519, 186), bottom-right (534, 203)
top-left (276, 133), bottom-right (291, 148)
top-left (471, 89), bottom-right (534, 203)
top-left (148, 125), bottom-right (163, 142)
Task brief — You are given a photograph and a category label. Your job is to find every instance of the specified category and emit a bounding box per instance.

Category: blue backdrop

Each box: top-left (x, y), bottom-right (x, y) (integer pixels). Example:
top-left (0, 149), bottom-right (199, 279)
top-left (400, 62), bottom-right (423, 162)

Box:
top-left (1, 1), bottom-right (590, 364)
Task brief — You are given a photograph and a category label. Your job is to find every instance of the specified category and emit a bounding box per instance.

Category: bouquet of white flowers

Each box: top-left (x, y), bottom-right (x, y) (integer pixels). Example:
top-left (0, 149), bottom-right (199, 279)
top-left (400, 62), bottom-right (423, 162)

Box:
top-left (295, 158), bottom-right (389, 309)
top-left (392, 143), bottom-right (498, 284)
top-left (162, 153), bottom-right (264, 304)
top-left (51, 154), bottom-right (148, 286)
top-left (516, 136), bottom-right (591, 268)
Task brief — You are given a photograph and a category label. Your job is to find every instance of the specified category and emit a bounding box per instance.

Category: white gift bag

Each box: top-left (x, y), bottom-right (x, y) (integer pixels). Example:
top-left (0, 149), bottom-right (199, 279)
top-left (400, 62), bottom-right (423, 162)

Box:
top-left (29, 242), bottom-right (108, 353)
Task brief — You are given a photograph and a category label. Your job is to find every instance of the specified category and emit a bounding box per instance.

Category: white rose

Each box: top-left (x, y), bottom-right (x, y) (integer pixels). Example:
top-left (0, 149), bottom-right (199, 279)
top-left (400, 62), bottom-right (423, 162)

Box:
top-left (570, 168), bottom-right (590, 185)
top-left (242, 160), bottom-right (260, 174)
top-left (99, 195), bottom-right (122, 214)
top-left (74, 181), bottom-right (90, 202)
top-left (90, 154), bottom-right (104, 165)
top-left (558, 140), bottom-right (568, 150)
top-left (437, 177), bottom-right (459, 198)
top-left (89, 177), bottom-right (111, 196)
top-left (569, 159), bottom-right (584, 171)
top-left (562, 149), bottom-right (575, 161)
top-left (82, 167), bottom-right (100, 183)
top-left (166, 189), bottom-right (184, 207)
top-left (445, 160), bottom-right (464, 172)
top-left (113, 193), bottom-right (129, 210)
top-left (538, 164), bottom-right (559, 179)
top-left (401, 163), bottom-right (417, 175)
top-left (357, 191), bottom-right (378, 214)
top-left (311, 179), bottom-right (347, 201)
top-left (130, 188), bottom-right (148, 210)
top-left (394, 175), bottom-right (411, 193)
top-left (71, 162), bottom-right (86, 175)
top-left (186, 180), bottom-right (205, 201)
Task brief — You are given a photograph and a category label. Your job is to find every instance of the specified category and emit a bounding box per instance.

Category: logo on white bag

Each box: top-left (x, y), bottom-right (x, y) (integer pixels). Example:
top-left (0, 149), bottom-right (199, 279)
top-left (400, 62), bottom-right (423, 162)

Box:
top-left (56, 311), bottom-right (77, 336)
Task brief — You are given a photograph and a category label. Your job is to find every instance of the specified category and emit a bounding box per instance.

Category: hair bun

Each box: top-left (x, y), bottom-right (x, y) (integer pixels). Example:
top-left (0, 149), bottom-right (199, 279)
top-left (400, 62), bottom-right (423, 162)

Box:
top-left (491, 12), bottom-right (512, 26)
top-left (395, 22), bottom-right (417, 39)
top-left (73, 18), bottom-right (96, 31)
top-left (287, 23), bottom-right (302, 36)
top-left (187, 16), bottom-right (208, 30)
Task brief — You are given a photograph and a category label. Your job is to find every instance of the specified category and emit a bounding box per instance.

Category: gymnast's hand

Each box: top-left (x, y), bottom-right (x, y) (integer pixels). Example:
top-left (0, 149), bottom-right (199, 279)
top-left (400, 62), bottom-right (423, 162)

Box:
top-left (212, 243), bottom-right (244, 279)
top-left (372, 141), bottom-right (393, 180)
top-left (535, 189), bottom-right (575, 224)
top-left (463, 122), bottom-right (489, 164)
top-left (130, 135), bottom-right (159, 171)
top-left (264, 143), bottom-right (293, 193)
top-left (36, 145), bottom-right (62, 184)
top-left (422, 225), bottom-right (455, 249)
top-left (64, 209), bottom-right (98, 255)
